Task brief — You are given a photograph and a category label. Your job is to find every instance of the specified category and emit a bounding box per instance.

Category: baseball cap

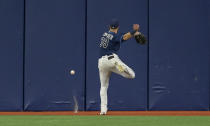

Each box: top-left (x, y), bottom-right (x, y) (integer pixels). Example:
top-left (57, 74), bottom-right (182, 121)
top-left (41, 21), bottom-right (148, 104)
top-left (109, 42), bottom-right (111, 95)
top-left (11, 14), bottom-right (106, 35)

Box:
top-left (109, 19), bottom-right (119, 29)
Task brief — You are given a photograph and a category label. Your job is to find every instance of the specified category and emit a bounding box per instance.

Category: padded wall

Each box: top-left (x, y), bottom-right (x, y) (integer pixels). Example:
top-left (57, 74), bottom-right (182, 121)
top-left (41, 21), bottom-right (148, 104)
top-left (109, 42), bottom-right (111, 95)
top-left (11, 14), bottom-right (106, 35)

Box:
top-left (86, 0), bottom-right (148, 110)
top-left (149, 0), bottom-right (209, 110)
top-left (208, 0), bottom-right (210, 109)
top-left (24, 0), bottom-right (85, 110)
top-left (0, 0), bottom-right (23, 111)
top-left (0, 0), bottom-right (209, 111)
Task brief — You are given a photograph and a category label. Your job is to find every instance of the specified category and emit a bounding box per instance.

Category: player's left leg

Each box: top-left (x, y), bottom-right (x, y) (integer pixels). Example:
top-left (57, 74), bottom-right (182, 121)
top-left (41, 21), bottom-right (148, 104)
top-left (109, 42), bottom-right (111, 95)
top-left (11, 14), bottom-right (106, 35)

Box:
top-left (111, 56), bottom-right (135, 79)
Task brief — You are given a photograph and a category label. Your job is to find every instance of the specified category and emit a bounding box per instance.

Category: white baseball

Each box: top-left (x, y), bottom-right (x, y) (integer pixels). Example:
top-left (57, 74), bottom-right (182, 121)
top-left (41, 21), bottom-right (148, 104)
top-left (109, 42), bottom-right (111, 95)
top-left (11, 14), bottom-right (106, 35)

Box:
top-left (70, 70), bottom-right (75, 75)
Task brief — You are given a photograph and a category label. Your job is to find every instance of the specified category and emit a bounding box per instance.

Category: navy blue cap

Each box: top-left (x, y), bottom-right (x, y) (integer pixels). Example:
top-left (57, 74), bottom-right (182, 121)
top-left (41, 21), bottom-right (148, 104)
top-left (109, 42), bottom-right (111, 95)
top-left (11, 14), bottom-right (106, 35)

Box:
top-left (109, 19), bottom-right (119, 29)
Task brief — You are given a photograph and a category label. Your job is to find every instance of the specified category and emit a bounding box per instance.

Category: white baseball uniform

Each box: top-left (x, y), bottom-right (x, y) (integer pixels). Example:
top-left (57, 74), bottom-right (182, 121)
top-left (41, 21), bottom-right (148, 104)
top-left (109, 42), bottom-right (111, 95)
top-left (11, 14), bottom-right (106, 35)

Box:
top-left (98, 25), bottom-right (136, 114)
top-left (98, 53), bottom-right (135, 113)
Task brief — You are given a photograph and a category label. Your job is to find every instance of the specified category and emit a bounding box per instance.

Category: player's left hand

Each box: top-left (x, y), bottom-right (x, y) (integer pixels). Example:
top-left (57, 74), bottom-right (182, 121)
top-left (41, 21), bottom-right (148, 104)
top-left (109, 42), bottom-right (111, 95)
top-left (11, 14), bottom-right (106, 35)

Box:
top-left (134, 31), bottom-right (140, 36)
top-left (134, 32), bottom-right (147, 45)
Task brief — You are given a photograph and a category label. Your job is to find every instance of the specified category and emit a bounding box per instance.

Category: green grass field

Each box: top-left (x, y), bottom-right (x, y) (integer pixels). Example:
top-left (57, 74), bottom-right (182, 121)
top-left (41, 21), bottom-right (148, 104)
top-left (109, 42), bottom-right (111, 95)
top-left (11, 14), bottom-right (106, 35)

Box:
top-left (0, 116), bottom-right (209, 126)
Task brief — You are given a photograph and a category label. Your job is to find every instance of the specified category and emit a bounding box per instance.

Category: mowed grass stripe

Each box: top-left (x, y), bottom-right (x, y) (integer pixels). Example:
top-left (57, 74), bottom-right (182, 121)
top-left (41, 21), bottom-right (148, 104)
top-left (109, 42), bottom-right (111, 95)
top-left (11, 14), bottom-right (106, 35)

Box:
top-left (0, 116), bottom-right (209, 126)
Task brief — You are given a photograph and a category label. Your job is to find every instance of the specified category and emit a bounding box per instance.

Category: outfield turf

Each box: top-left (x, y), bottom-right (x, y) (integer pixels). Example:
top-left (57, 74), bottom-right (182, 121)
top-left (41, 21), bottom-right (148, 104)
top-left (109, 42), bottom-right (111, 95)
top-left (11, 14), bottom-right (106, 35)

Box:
top-left (0, 116), bottom-right (210, 126)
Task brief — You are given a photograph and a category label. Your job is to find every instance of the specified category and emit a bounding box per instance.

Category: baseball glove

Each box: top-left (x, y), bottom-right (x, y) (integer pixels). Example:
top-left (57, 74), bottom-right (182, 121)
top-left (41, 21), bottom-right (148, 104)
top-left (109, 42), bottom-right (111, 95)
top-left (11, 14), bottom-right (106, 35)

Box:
top-left (134, 33), bottom-right (147, 45)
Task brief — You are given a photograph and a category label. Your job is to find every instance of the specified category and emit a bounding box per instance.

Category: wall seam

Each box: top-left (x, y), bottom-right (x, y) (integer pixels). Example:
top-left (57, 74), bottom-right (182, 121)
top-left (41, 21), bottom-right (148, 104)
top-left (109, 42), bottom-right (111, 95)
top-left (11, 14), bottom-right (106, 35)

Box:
top-left (22, 0), bottom-right (26, 111)
top-left (147, 0), bottom-right (150, 111)
top-left (84, 0), bottom-right (87, 111)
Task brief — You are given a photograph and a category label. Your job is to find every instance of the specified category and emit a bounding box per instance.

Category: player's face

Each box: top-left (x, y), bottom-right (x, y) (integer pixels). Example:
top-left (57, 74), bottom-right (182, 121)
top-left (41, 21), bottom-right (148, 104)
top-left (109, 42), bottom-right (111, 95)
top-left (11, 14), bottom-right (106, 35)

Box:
top-left (109, 26), bottom-right (119, 33)
top-left (115, 27), bottom-right (119, 33)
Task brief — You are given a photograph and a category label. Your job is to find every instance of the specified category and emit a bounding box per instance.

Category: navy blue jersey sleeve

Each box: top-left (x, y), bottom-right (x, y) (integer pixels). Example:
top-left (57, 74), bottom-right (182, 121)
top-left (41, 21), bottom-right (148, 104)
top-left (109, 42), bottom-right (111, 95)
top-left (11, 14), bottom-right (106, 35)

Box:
top-left (115, 33), bottom-right (125, 43)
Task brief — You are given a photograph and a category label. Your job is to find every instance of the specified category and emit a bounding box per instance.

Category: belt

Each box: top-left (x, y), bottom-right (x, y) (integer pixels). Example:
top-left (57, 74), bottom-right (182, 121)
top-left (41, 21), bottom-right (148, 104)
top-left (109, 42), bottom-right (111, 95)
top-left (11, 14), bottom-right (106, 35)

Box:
top-left (108, 55), bottom-right (114, 60)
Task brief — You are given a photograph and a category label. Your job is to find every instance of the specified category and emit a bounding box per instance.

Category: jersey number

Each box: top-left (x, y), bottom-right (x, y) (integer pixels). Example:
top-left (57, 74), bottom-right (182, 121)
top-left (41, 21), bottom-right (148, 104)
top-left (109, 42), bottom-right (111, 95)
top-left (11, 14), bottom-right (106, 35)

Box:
top-left (100, 33), bottom-right (113, 48)
top-left (100, 37), bottom-right (109, 48)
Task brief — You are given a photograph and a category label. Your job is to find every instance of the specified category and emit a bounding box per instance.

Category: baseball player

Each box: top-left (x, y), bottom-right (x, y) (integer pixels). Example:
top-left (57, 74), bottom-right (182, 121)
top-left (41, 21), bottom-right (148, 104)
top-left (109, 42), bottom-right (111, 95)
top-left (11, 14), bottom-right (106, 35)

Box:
top-left (98, 19), bottom-right (142, 115)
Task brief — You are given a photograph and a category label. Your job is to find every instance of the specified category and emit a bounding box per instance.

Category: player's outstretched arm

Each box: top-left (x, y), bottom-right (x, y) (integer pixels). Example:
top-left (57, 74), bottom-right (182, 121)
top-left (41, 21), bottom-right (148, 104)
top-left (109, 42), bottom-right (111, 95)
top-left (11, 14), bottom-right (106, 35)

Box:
top-left (122, 24), bottom-right (140, 41)
top-left (122, 32), bottom-right (133, 40)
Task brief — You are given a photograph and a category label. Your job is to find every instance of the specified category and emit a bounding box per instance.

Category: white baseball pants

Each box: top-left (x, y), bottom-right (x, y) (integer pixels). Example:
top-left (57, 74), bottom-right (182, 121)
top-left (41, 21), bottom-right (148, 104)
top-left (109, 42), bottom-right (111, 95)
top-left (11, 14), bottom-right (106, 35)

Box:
top-left (98, 54), bottom-right (135, 112)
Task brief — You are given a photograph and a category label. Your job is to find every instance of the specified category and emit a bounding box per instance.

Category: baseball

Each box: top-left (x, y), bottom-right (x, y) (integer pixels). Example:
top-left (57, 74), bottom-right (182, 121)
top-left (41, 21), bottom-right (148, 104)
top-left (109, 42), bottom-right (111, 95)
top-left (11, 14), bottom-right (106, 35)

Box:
top-left (70, 70), bottom-right (75, 75)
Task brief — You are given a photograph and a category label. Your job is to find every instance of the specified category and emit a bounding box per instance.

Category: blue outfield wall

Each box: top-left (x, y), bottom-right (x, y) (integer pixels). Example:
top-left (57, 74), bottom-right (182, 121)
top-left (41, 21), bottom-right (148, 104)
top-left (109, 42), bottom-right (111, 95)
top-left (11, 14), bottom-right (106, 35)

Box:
top-left (208, 0), bottom-right (210, 109)
top-left (0, 0), bottom-right (209, 111)
top-left (24, 0), bottom-right (86, 111)
top-left (0, 0), bottom-right (24, 111)
top-left (149, 0), bottom-right (209, 110)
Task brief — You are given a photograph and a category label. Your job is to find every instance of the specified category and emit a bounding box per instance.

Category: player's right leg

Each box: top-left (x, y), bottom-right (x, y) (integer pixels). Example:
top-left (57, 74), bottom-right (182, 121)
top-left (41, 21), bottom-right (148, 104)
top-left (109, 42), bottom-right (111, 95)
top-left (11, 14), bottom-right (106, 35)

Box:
top-left (98, 57), bottom-right (111, 115)
top-left (99, 69), bottom-right (111, 115)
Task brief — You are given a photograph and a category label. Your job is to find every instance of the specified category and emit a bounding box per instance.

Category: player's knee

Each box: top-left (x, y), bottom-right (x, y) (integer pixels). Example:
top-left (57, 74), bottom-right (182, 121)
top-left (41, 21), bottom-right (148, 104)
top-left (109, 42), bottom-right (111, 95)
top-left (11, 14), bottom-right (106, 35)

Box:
top-left (124, 71), bottom-right (135, 79)
top-left (129, 72), bottom-right (135, 79)
top-left (130, 73), bottom-right (135, 79)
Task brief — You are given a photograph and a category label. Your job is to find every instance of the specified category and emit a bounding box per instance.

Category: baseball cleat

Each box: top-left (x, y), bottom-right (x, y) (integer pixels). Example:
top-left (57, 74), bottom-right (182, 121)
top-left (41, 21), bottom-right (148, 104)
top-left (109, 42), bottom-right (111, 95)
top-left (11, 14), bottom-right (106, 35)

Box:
top-left (100, 111), bottom-right (107, 115)
top-left (115, 62), bottom-right (124, 72)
